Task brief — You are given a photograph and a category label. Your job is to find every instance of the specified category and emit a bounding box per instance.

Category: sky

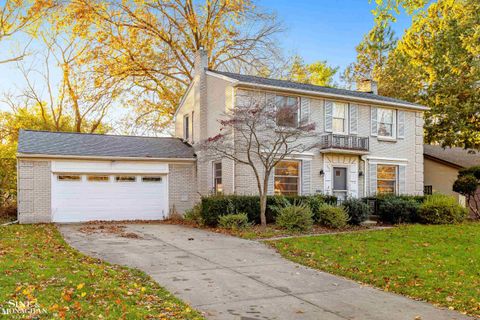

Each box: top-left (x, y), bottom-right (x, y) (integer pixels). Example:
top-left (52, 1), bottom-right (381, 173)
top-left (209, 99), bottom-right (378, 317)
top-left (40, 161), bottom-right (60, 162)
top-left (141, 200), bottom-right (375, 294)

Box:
top-left (257, 0), bottom-right (411, 74)
top-left (0, 0), bottom-right (412, 114)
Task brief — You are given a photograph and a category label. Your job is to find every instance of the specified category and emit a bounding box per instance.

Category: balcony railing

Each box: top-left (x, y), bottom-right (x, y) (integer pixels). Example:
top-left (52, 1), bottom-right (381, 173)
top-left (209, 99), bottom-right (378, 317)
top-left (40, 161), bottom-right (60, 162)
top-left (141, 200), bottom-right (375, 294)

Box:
top-left (320, 134), bottom-right (369, 152)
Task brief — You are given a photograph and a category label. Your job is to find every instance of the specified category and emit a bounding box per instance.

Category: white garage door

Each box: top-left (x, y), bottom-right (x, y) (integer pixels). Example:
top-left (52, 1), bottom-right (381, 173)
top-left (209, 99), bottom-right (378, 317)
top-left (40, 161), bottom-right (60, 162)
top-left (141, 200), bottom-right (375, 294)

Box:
top-left (52, 173), bottom-right (168, 222)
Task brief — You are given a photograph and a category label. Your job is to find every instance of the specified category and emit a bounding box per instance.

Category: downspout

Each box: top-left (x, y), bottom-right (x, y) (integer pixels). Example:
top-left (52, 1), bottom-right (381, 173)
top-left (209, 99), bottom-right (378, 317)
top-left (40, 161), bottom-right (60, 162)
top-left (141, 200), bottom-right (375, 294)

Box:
top-left (361, 155), bottom-right (368, 197)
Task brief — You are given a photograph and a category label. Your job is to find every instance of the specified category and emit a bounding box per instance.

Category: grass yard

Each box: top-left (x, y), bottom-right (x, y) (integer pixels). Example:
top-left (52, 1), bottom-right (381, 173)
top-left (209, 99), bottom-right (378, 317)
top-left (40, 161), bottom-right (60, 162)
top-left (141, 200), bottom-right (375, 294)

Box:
top-left (268, 223), bottom-right (480, 317)
top-left (0, 224), bottom-right (204, 319)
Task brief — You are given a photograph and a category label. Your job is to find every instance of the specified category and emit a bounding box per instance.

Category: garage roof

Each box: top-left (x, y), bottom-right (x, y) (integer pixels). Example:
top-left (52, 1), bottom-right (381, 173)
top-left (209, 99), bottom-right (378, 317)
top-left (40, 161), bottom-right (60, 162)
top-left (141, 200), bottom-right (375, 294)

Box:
top-left (17, 130), bottom-right (196, 159)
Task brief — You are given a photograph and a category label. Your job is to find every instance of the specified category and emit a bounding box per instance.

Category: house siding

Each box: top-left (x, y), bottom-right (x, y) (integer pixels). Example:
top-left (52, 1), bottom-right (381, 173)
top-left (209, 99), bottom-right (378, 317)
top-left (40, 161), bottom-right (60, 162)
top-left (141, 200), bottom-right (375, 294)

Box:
top-left (168, 163), bottom-right (198, 214)
top-left (219, 88), bottom-right (424, 197)
top-left (18, 159), bottom-right (52, 224)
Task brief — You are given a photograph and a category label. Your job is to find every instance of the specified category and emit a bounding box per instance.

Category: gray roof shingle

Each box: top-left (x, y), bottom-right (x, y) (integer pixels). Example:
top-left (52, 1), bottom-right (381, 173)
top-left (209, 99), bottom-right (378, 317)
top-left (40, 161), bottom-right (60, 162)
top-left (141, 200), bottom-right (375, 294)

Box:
top-left (17, 130), bottom-right (195, 159)
top-left (208, 70), bottom-right (424, 108)
top-left (424, 144), bottom-right (480, 168)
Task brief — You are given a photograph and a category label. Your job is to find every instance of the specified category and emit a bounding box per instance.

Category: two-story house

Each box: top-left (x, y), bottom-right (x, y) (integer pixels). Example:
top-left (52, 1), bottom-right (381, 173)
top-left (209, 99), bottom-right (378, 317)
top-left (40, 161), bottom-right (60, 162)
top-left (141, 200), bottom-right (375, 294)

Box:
top-left (16, 50), bottom-right (427, 223)
top-left (175, 50), bottom-right (426, 200)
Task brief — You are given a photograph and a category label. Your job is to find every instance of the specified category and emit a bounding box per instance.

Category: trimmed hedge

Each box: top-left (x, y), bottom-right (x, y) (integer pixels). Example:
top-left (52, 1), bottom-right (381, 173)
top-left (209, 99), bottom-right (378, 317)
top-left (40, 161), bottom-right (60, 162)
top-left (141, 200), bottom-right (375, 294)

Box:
top-left (201, 194), bottom-right (337, 226)
top-left (418, 194), bottom-right (468, 224)
top-left (365, 195), bottom-right (425, 224)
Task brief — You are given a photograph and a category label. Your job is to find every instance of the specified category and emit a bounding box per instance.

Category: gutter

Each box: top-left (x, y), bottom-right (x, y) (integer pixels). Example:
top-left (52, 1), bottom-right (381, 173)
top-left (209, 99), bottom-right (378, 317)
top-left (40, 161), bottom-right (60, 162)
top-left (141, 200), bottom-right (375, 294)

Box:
top-left (16, 153), bottom-right (197, 162)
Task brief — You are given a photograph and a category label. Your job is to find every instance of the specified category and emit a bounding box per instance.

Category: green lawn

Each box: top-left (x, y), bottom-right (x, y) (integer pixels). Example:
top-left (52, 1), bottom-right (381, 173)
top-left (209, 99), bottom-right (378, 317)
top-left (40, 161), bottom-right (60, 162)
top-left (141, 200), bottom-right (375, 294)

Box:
top-left (268, 223), bottom-right (480, 317)
top-left (0, 224), bottom-right (204, 319)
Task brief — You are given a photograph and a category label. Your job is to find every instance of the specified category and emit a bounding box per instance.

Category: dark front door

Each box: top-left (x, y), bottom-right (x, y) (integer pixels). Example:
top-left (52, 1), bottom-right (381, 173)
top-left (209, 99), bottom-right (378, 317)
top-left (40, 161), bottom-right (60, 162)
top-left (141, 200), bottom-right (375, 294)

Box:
top-left (333, 167), bottom-right (347, 200)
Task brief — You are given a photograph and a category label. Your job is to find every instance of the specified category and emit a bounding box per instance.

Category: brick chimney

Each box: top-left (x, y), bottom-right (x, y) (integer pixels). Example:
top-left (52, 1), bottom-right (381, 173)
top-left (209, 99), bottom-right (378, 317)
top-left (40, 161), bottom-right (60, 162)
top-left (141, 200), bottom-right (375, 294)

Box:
top-left (194, 47), bottom-right (208, 79)
top-left (357, 79), bottom-right (378, 94)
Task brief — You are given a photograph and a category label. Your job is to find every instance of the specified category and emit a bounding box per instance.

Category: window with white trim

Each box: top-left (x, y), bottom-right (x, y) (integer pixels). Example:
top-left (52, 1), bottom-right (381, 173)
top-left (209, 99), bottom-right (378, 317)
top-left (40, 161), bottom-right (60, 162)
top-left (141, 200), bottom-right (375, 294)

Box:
top-left (275, 95), bottom-right (299, 127)
top-left (213, 162), bottom-right (222, 194)
top-left (377, 108), bottom-right (396, 138)
top-left (142, 177), bottom-right (162, 182)
top-left (183, 114), bottom-right (190, 140)
top-left (332, 102), bottom-right (348, 134)
top-left (274, 161), bottom-right (300, 195)
top-left (115, 176), bottom-right (136, 182)
top-left (377, 165), bottom-right (397, 194)
top-left (57, 175), bottom-right (81, 181)
top-left (87, 175), bottom-right (109, 182)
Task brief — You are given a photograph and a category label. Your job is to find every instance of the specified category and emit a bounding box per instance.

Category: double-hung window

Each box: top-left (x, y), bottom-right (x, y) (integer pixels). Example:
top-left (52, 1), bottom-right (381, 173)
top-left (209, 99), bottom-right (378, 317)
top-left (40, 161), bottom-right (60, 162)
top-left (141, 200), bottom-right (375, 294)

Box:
top-left (377, 165), bottom-right (397, 194)
top-left (213, 162), bottom-right (222, 194)
top-left (377, 108), bottom-right (395, 138)
top-left (275, 95), bottom-right (299, 127)
top-left (183, 114), bottom-right (190, 140)
top-left (274, 161), bottom-right (300, 195)
top-left (332, 102), bottom-right (348, 134)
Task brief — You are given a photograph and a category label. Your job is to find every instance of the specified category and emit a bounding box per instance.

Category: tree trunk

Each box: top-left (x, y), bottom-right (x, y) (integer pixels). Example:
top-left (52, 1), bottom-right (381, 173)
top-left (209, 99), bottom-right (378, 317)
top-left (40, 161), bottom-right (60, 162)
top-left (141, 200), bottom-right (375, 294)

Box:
top-left (259, 192), bottom-right (267, 227)
top-left (259, 172), bottom-right (270, 227)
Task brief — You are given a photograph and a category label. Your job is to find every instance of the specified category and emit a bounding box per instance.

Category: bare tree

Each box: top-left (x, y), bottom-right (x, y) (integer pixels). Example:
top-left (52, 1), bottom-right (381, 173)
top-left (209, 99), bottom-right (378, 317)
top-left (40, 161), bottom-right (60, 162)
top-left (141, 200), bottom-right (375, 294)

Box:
top-left (7, 30), bottom-right (123, 133)
top-left (0, 0), bottom-right (55, 64)
top-left (200, 96), bottom-right (319, 227)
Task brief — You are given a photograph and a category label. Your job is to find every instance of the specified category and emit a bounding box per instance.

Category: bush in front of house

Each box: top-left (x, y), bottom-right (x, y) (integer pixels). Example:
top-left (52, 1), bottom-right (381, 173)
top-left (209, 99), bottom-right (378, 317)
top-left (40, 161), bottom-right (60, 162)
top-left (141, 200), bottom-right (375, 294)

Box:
top-left (275, 204), bottom-right (313, 232)
top-left (218, 213), bottom-right (250, 230)
top-left (342, 198), bottom-right (370, 225)
top-left (200, 194), bottom-right (337, 227)
top-left (417, 194), bottom-right (468, 224)
top-left (184, 203), bottom-right (204, 225)
top-left (317, 204), bottom-right (349, 229)
top-left (377, 195), bottom-right (421, 224)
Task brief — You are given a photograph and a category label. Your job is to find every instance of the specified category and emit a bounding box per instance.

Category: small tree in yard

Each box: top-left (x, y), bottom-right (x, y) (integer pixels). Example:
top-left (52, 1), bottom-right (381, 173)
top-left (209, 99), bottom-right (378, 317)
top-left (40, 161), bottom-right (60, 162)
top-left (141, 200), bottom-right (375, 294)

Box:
top-left (200, 96), bottom-right (319, 227)
top-left (453, 166), bottom-right (480, 219)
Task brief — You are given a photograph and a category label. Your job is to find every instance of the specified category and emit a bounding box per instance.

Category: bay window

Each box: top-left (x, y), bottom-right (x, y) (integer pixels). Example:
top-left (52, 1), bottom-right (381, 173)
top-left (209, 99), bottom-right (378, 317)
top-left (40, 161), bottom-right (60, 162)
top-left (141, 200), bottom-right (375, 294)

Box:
top-left (274, 161), bottom-right (300, 195)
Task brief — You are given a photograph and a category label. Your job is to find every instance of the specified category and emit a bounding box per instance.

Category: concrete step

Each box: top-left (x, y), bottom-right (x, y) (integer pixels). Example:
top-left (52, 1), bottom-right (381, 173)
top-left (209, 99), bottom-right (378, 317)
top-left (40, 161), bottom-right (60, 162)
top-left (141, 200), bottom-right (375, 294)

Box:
top-left (361, 219), bottom-right (378, 226)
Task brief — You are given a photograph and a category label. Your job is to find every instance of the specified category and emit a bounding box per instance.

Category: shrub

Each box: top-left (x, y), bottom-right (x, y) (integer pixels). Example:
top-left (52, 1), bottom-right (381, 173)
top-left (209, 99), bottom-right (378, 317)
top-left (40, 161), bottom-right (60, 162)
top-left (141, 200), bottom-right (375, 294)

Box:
top-left (184, 203), bottom-right (204, 225)
top-left (417, 194), bottom-right (468, 224)
top-left (201, 194), bottom-right (337, 227)
top-left (275, 204), bottom-right (313, 232)
top-left (377, 196), bottom-right (421, 224)
top-left (317, 204), bottom-right (349, 229)
top-left (218, 213), bottom-right (250, 230)
top-left (0, 202), bottom-right (17, 223)
top-left (342, 198), bottom-right (370, 225)
top-left (305, 196), bottom-right (327, 223)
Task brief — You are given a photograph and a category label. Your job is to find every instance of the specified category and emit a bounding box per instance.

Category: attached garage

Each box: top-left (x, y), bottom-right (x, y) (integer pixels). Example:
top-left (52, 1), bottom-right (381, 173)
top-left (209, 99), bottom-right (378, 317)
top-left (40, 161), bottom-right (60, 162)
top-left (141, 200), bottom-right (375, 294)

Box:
top-left (17, 130), bottom-right (197, 224)
top-left (51, 160), bottom-right (170, 222)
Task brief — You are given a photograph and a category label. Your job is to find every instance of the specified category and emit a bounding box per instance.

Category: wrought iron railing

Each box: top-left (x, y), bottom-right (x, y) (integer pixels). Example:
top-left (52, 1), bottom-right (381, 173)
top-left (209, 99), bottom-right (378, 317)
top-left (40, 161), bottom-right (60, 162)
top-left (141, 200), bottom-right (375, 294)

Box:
top-left (424, 185), bottom-right (433, 195)
top-left (319, 134), bottom-right (369, 152)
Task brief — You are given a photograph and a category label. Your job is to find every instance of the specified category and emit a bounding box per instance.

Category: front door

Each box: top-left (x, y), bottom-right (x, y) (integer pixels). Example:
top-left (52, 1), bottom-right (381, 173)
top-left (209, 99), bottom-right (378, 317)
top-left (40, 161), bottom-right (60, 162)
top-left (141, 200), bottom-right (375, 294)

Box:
top-left (333, 167), bottom-right (347, 201)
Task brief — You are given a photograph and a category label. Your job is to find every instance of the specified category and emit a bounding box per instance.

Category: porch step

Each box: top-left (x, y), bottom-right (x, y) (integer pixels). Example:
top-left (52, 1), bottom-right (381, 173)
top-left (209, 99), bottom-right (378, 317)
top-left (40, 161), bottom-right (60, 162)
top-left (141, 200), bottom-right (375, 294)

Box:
top-left (361, 220), bottom-right (378, 226)
top-left (361, 215), bottom-right (379, 226)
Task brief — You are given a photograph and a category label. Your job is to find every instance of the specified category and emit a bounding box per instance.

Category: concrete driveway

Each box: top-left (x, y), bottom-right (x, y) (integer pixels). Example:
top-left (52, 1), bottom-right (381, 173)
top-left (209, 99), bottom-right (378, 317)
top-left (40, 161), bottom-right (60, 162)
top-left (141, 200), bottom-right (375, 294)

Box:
top-left (59, 224), bottom-right (471, 320)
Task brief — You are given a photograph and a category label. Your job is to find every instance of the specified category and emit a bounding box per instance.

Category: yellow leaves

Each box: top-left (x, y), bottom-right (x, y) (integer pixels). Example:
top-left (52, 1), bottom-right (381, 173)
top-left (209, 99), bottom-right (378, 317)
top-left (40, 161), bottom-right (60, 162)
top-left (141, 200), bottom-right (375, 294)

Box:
top-left (77, 283), bottom-right (85, 290)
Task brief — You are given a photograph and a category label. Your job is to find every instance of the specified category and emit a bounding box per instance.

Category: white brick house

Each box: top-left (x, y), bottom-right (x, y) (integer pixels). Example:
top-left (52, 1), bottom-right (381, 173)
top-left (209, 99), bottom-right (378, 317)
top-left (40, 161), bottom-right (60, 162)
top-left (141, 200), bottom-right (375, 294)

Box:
top-left (17, 50), bottom-right (427, 223)
top-left (175, 50), bottom-right (427, 200)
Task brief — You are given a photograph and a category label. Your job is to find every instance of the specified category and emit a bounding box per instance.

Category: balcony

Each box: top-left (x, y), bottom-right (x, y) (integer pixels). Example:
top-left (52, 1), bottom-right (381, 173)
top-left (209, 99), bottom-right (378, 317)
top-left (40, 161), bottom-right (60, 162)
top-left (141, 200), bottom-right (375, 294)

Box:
top-left (319, 134), bottom-right (369, 153)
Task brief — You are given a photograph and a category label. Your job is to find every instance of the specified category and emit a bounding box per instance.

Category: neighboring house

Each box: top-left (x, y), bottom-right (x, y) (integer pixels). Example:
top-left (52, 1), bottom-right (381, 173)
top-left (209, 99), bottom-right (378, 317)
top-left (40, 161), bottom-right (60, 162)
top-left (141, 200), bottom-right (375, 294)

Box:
top-left (424, 144), bottom-right (480, 206)
top-left (17, 50), bottom-right (428, 223)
